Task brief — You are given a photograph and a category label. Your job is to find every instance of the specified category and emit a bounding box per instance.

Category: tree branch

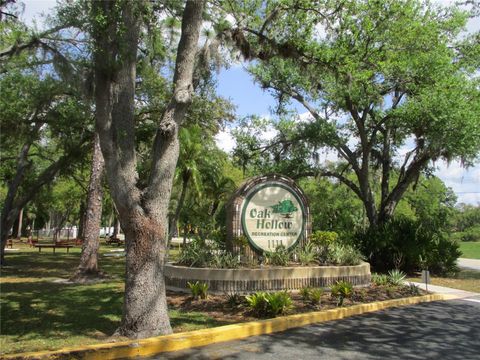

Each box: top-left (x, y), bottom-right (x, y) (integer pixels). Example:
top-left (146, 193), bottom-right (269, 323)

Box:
top-left (319, 170), bottom-right (363, 200)
top-left (0, 24), bottom-right (71, 59)
top-left (274, 84), bottom-right (361, 173)
top-left (145, 0), bottom-right (205, 212)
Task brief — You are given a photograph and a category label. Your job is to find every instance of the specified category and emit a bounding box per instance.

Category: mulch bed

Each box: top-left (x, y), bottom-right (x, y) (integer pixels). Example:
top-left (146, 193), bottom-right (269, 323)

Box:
top-left (167, 285), bottom-right (426, 326)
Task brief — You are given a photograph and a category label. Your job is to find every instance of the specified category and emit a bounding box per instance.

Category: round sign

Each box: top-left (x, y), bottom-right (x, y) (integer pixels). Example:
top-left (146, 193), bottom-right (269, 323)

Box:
top-left (241, 182), bottom-right (305, 252)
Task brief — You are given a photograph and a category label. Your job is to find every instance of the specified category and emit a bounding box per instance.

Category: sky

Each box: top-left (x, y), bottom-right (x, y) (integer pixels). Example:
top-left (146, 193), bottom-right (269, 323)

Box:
top-left (19, 0), bottom-right (480, 205)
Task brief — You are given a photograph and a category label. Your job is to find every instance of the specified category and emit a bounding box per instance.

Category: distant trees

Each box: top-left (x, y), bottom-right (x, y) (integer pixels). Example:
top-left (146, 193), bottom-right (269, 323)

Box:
top-left (0, 3), bottom-right (108, 273)
top-left (0, 64), bottom-right (91, 263)
top-left (453, 204), bottom-right (480, 242)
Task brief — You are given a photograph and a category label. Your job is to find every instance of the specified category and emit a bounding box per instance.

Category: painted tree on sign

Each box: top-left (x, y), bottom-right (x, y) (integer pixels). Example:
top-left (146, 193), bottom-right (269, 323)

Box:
top-left (271, 200), bottom-right (297, 218)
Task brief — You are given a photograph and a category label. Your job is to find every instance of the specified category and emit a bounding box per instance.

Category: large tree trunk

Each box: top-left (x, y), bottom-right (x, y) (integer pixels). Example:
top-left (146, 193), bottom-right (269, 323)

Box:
top-left (92, 0), bottom-right (205, 338)
top-left (71, 133), bottom-right (105, 282)
top-left (118, 213), bottom-right (171, 338)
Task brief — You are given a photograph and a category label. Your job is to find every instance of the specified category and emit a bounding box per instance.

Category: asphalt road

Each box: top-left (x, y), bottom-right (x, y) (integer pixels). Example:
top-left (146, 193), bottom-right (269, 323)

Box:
top-left (147, 297), bottom-right (480, 360)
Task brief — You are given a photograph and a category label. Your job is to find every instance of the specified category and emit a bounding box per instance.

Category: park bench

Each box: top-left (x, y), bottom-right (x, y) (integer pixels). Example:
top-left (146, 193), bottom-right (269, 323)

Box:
top-left (105, 237), bottom-right (124, 246)
top-left (28, 238), bottom-right (38, 247)
top-left (55, 239), bottom-right (78, 246)
top-left (34, 244), bottom-right (73, 253)
top-left (7, 239), bottom-right (13, 248)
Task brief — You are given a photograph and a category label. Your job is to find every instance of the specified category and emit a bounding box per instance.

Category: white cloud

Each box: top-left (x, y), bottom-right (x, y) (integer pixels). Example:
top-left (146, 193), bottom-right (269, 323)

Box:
top-left (436, 0), bottom-right (480, 34)
top-left (457, 193), bottom-right (480, 206)
top-left (434, 161), bottom-right (467, 184)
top-left (298, 112), bottom-right (314, 123)
top-left (395, 142), bottom-right (480, 205)
top-left (434, 160), bottom-right (480, 205)
top-left (20, 0), bottom-right (56, 28)
top-left (261, 126), bottom-right (277, 141)
top-left (215, 130), bottom-right (235, 154)
top-left (316, 149), bottom-right (339, 164)
top-left (214, 115), bottom-right (280, 154)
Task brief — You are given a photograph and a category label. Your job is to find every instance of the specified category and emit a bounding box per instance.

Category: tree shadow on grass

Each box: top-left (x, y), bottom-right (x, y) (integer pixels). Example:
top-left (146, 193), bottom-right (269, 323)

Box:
top-left (1, 252), bottom-right (125, 280)
top-left (1, 280), bottom-right (227, 353)
top-left (1, 251), bottom-right (227, 353)
top-left (1, 280), bottom-right (124, 339)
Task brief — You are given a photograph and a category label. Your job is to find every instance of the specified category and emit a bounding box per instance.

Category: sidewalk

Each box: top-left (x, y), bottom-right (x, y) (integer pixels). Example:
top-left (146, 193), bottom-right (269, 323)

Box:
top-left (408, 281), bottom-right (478, 299)
top-left (458, 258), bottom-right (480, 271)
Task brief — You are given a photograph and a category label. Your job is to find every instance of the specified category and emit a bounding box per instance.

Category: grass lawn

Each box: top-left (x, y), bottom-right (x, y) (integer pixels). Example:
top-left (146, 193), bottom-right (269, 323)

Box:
top-left (458, 241), bottom-right (480, 259)
top-left (407, 269), bottom-right (480, 293)
top-left (0, 241), bottom-right (222, 355)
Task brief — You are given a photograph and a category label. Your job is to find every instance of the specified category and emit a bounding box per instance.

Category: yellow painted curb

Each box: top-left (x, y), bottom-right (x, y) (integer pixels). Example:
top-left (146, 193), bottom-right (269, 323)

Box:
top-left (1, 294), bottom-right (448, 360)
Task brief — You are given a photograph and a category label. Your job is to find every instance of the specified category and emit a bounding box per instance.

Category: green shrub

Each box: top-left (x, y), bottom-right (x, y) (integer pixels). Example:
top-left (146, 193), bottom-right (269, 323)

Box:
top-left (187, 281), bottom-right (209, 300)
top-left (424, 234), bottom-right (460, 275)
top-left (356, 217), bottom-right (460, 275)
top-left (178, 240), bottom-right (241, 269)
top-left (246, 291), bottom-right (293, 317)
top-left (327, 243), bottom-right (364, 266)
top-left (308, 288), bottom-right (323, 305)
top-left (178, 238), bottom-right (211, 267)
top-left (460, 226), bottom-right (480, 242)
top-left (225, 292), bottom-right (243, 307)
top-left (310, 231), bottom-right (339, 247)
top-left (300, 286), bottom-right (312, 301)
top-left (406, 283), bottom-right (421, 296)
top-left (296, 243), bottom-right (317, 265)
top-left (331, 281), bottom-right (353, 306)
top-left (309, 231), bottom-right (341, 264)
top-left (266, 291), bottom-right (293, 316)
top-left (299, 286), bottom-right (323, 305)
top-left (210, 251), bottom-right (240, 269)
top-left (387, 269), bottom-right (406, 286)
top-left (232, 235), bottom-right (249, 249)
top-left (371, 273), bottom-right (389, 286)
top-left (265, 245), bottom-right (290, 266)
top-left (245, 292), bottom-right (268, 316)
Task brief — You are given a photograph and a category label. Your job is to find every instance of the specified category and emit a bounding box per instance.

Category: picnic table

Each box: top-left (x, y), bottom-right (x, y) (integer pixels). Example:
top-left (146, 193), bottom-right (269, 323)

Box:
top-left (34, 244), bottom-right (74, 253)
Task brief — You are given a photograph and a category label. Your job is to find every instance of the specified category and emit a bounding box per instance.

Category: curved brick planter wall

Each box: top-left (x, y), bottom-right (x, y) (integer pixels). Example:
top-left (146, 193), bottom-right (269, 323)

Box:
top-left (165, 262), bottom-right (371, 294)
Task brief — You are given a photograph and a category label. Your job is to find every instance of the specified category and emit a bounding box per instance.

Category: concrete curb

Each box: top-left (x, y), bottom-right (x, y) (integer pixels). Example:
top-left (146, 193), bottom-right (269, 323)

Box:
top-left (1, 294), bottom-right (449, 360)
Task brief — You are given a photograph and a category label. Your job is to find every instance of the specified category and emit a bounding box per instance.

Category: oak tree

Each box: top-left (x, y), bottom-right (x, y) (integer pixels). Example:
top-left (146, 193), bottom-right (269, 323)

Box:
top-left (227, 0), bottom-right (480, 227)
top-left (90, 0), bottom-right (205, 338)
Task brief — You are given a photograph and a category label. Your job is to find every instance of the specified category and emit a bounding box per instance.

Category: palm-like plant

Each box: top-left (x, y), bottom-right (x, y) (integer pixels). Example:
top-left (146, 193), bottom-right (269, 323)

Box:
top-left (169, 125), bottom-right (204, 239)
